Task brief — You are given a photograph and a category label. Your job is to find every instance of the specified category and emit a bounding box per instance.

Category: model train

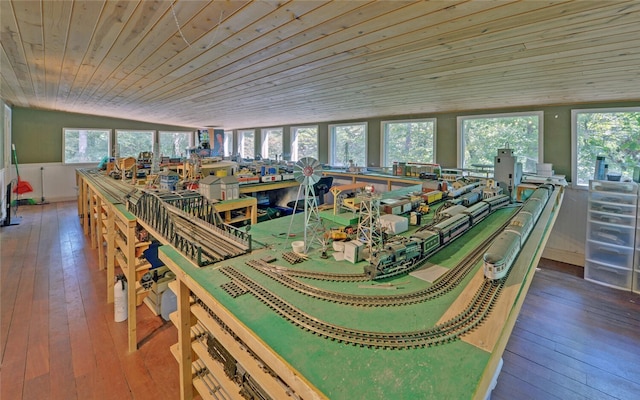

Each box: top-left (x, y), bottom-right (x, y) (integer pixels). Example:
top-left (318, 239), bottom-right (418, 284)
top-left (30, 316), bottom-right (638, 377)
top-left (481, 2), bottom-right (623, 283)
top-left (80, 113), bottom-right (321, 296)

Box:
top-left (365, 194), bottom-right (511, 279)
top-left (483, 184), bottom-right (554, 280)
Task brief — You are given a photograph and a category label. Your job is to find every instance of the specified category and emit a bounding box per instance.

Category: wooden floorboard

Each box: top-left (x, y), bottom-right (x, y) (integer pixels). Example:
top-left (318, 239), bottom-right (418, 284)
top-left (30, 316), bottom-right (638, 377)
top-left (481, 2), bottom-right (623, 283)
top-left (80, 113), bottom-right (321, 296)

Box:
top-left (2, 201), bottom-right (639, 399)
top-left (1, 202), bottom-right (180, 400)
top-left (492, 262), bottom-right (640, 400)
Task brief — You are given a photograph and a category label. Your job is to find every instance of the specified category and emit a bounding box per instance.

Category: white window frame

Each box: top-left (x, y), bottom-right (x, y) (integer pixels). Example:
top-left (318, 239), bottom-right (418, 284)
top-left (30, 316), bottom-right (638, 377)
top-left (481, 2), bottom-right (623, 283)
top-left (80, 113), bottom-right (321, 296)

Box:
top-left (291, 125), bottom-right (319, 162)
top-left (571, 107), bottom-right (640, 188)
top-left (457, 111), bottom-right (543, 173)
top-left (261, 127), bottom-right (284, 160)
top-left (237, 129), bottom-right (255, 159)
top-left (62, 128), bottom-right (112, 164)
top-left (328, 122), bottom-right (368, 167)
top-left (380, 118), bottom-right (437, 168)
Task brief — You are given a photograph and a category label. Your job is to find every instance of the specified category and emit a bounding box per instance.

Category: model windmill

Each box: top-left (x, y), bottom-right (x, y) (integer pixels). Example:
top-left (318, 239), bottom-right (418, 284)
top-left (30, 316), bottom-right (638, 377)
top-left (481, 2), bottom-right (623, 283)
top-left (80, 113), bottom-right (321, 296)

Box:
top-left (287, 157), bottom-right (323, 253)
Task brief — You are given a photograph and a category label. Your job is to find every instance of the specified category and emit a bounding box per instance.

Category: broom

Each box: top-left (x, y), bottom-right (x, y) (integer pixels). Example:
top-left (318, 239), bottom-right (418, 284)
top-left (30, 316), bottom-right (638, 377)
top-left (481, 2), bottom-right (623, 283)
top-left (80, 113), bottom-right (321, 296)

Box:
top-left (11, 144), bottom-right (35, 205)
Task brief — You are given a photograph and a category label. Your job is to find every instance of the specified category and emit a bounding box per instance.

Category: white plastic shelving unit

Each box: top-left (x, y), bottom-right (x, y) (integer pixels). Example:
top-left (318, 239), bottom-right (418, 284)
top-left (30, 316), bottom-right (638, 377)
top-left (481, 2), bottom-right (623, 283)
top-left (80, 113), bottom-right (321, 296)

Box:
top-left (585, 180), bottom-right (638, 291)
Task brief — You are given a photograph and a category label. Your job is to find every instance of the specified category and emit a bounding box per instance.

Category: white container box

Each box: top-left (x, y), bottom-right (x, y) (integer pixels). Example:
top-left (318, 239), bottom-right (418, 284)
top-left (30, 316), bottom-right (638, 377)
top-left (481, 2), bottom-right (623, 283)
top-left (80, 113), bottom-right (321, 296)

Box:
top-left (585, 260), bottom-right (632, 290)
top-left (585, 240), bottom-right (634, 268)
top-left (343, 240), bottom-right (364, 263)
top-left (587, 221), bottom-right (635, 247)
top-left (379, 214), bottom-right (408, 234)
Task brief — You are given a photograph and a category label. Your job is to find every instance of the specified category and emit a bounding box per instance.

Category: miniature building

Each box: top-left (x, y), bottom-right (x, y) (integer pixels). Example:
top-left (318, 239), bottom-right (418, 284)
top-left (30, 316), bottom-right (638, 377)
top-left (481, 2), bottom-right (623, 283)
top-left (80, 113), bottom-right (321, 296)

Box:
top-left (482, 178), bottom-right (503, 199)
top-left (158, 168), bottom-right (180, 191)
top-left (493, 148), bottom-right (522, 198)
top-left (199, 175), bottom-right (240, 201)
top-left (451, 180), bottom-right (465, 190)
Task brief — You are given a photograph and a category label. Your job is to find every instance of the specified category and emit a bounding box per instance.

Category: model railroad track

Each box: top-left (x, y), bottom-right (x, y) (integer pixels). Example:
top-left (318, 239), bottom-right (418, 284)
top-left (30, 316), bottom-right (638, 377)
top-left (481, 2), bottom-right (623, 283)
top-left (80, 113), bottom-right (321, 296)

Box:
top-left (259, 266), bottom-right (370, 282)
top-left (84, 169), bottom-right (141, 204)
top-left (245, 258), bottom-right (464, 307)
top-left (242, 213), bottom-right (517, 307)
top-left (220, 266), bottom-right (506, 349)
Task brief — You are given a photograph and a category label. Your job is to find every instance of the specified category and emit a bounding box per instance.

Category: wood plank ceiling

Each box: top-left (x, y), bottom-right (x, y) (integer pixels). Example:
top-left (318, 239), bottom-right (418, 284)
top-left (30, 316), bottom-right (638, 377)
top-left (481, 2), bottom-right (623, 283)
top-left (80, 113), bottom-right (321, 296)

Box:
top-left (1, 0), bottom-right (639, 130)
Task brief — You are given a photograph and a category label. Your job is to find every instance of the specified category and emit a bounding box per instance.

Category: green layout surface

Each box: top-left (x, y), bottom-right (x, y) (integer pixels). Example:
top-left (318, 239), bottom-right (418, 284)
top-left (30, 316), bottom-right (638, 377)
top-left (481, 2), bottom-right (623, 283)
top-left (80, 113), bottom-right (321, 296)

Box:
top-left (161, 206), bottom-right (520, 399)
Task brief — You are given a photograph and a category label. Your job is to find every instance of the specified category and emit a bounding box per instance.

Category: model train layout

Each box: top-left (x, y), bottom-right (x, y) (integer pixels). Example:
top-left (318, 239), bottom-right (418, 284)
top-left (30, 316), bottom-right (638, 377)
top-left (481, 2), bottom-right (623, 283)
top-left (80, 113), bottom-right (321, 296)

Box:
top-left (78, 168), bottom-right (564, 400)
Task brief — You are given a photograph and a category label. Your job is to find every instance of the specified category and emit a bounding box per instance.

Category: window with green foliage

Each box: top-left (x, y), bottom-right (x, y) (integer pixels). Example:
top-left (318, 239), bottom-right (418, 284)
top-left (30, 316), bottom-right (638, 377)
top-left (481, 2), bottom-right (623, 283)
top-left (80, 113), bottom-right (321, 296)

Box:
top-left (159, 131), bottom-right (192, 158)
top-left (458, 112), bottom-right (542, 173)
top-left (238, 130), bottom-right (255, 159)
top-left (382, 119), bottom-right (435, 168)
top-left (115, 130), bottom-right (154, 158)
top-left (329, 123), bottom-right (367, 167)
top-left (291, 126), bottom-right (318, 161)
top-left (63, 128), bottom-right (111, 164)
top-left (261, 128), bottom-right (283, 160)
top-left (573, 108), bottom-right (640, 186)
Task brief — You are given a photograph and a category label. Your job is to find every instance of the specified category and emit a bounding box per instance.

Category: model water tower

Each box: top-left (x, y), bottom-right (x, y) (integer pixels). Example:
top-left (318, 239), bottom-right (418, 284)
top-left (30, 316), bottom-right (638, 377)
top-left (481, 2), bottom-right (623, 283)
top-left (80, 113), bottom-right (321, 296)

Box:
top-left (493, 148), bottom-right (522, 199)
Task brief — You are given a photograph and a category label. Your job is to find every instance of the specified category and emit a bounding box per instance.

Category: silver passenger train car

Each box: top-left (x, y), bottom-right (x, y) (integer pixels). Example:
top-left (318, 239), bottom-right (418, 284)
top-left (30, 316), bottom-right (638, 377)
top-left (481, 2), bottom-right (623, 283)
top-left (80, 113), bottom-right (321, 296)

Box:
top-left (483, 184), bottom-right (554, 280)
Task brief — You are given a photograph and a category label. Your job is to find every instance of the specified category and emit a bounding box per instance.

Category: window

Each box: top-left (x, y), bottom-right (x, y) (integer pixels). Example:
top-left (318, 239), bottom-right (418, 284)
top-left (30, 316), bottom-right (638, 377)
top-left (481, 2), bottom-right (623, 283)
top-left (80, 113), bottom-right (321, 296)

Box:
top-left (63, 128), bottom-right (111, 164)
top-left (224, 131), bottom-right (234, 157)
top-left (458, 112), bottom-right (542, 173)
top-left (572, 108), bottom-right (640, 186)
top-left (291, 126), bottom-right (319, 161)
top-left (115, 130), bottom-right (154, 158)
top-left (261, 128), bottom-right (283, 160)
top-left (381, 119), bottom-right (436, 168)
top-left (238, 130), bottom-right (255, 159)
top-left (159, 131), bottom-right (192, 158)
top-left (329, 123), bottom-right (367, 167)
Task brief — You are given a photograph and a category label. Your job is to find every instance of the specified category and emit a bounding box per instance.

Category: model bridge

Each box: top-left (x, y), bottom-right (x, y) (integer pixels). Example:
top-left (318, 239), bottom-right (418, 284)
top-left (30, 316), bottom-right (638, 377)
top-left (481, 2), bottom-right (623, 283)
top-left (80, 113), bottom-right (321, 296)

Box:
top-left (83, 169), bottom-right (251, 266)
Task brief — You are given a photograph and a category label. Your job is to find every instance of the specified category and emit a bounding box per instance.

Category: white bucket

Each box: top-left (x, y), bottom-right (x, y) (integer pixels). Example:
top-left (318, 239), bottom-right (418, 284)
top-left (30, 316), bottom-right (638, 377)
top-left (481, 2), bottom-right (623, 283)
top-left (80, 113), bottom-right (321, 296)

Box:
top-left (291, 241), bottom-right (305, 253)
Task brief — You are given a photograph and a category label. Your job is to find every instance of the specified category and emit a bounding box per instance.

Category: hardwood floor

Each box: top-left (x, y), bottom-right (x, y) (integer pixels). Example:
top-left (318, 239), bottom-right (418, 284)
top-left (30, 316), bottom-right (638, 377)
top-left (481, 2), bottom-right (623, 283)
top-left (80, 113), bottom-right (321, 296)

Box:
top-left (1, 201), bottom-right (639, 399)
top-left (492, 260), bottom-right (640, 399)
top-left (1, 202), bottom-right (179, 400)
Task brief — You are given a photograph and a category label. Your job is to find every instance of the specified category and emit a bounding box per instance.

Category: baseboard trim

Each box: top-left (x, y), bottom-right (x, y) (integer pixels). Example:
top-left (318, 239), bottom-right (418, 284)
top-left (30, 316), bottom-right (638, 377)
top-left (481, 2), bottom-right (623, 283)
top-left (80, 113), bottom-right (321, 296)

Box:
top-left (542, 247), bottom-right (584, 267)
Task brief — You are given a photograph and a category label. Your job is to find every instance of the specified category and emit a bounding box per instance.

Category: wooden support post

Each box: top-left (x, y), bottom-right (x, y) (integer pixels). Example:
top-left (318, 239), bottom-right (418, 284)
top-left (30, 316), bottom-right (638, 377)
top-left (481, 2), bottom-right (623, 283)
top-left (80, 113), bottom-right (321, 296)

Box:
top-left (124, 215), bottom-right (137, 353)
top-left (90, 188), bottom-right (98, 249)
top-left (96, 195), bottom-right (105, 270)
top-left (106, 206), bottom-right (115, 303)
top-left (177, 279), bottom-right (193, 400)
top-left (82, 179), bottom-right (89, 235)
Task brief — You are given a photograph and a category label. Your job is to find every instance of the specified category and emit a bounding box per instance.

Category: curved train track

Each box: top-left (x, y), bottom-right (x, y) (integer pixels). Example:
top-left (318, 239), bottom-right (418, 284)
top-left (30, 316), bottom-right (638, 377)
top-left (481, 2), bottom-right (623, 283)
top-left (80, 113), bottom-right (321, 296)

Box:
top-left (219, 265), bottom-right (506, 349)
top-left (214, 205), bottom-right (524, 348)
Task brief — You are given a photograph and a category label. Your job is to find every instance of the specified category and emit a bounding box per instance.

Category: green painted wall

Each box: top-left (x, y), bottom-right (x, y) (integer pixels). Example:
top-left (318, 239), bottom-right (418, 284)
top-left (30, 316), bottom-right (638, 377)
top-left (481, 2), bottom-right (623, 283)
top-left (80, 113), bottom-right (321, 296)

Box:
top-left (11, 107), bottom-right (194, 164)
top-left (11, 101), bottom-right (640, 180)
